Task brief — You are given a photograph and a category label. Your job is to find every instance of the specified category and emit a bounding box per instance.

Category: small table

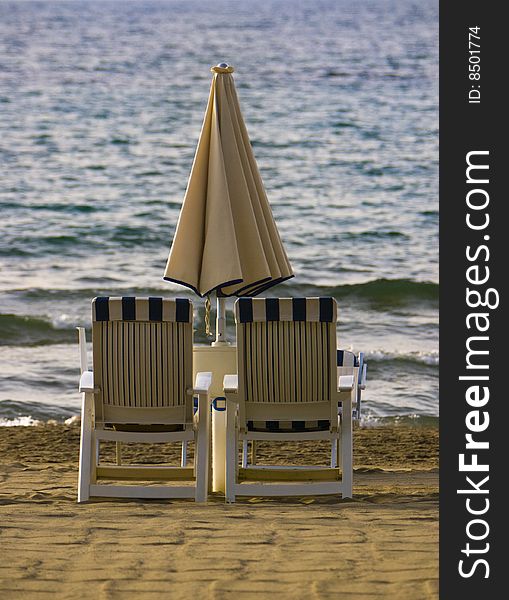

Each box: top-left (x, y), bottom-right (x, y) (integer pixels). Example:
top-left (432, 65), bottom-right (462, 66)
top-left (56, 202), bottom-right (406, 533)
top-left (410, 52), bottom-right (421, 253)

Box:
top-left (193, 344), bottom-right (236, 494)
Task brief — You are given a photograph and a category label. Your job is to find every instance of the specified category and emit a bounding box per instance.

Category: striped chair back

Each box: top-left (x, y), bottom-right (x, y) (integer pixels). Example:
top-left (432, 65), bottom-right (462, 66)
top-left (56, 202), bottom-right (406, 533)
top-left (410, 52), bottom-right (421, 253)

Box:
top-left (91, 297), bottom-right (193, 424)
top-left (235, 298), bottom-right (338, 414)
top-left (337, 349), bottom-right (358, 368)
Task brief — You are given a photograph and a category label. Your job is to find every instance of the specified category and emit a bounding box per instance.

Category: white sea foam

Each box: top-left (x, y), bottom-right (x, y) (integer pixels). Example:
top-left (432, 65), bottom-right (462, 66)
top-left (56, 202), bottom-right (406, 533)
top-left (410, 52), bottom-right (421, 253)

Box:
top-left (52, 313), bottom-right (81, 329)
top-left (366, 349), bottom-right (439, 366)
top-left (0, 416), bottom-right (42, 427)
top-left (359, 413), bottom-right (438, 428)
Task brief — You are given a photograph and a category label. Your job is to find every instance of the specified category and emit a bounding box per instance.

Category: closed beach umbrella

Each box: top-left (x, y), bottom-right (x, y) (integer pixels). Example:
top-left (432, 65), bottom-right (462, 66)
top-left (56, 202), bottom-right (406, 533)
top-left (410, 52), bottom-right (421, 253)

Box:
top-left (164, 63), bottom-right (293, 342)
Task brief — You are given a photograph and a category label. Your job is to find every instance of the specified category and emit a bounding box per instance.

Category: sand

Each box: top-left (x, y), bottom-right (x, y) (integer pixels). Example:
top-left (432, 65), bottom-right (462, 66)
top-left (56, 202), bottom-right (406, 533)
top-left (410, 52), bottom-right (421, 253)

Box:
top-left (0, 424), bottom-right (438, 599)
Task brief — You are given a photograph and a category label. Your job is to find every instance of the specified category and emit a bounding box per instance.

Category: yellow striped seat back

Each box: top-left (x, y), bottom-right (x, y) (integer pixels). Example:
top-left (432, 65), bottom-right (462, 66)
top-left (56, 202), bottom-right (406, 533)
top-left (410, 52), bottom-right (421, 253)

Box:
top-left (91, 297), bottom-right (193, 424)
top-left (235, 298), bottom-right (337, 406)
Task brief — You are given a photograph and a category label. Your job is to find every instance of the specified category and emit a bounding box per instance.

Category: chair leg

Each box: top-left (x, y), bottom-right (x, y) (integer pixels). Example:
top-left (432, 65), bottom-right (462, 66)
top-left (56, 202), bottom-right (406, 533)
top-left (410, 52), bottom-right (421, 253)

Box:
top-left (341, 400), bottom-right (353, 498)
top-left (337, 417), bottom-right (342, 469)
top-left (115, 441), bottom-right (122, 465)
top-left (181, 441), bottom-right (188, 467)
top-left (90, 431), bottom-right (97, 484)
top-left (242, 440), bottom-right (248, 468)
top-left (78, 392), bottom-right (94, 503)
top-left (225, 399), bottom-right (237, 503)
top-left (194, 393), bottom-right (210, 502)
top-left (330, 439), bottom-right (338, 468)
top-left (251, 440), bottom-right (257, 465)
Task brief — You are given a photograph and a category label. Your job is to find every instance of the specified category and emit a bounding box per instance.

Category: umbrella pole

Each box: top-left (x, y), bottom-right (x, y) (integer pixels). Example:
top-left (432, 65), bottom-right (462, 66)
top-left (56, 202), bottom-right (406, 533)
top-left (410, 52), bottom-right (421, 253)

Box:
top-left (212, 295), bottom-right (230, 346)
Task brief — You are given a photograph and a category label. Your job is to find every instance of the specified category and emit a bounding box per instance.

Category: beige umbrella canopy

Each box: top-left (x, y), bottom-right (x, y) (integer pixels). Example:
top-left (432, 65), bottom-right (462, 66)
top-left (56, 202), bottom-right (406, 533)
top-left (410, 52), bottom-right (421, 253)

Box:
top-left (163, 63), bottom-right (294, 301)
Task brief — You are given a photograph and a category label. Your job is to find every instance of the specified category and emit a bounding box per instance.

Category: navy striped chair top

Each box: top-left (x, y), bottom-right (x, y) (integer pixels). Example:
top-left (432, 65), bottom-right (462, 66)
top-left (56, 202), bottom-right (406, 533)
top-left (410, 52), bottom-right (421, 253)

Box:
top-left (92, 297), bottom-right (192, 323)
top-left (235, 297), bottom-right (337, 323)
top-left (247, 419), bottom-right (330, 433)
top-left (337, 349), bottom-right (360, 367)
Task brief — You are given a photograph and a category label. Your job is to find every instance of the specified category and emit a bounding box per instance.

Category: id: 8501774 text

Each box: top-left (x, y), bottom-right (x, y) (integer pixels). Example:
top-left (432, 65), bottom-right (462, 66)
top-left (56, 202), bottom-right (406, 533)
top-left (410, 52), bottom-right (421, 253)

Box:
top-left (468, 26), bottom-right (481, 104)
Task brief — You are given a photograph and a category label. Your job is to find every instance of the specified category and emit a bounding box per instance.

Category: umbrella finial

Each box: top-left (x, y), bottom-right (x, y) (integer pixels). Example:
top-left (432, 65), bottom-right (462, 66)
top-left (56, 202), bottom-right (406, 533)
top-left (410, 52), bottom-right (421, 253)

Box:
top-left (211, 63), bottom-right (234, 74)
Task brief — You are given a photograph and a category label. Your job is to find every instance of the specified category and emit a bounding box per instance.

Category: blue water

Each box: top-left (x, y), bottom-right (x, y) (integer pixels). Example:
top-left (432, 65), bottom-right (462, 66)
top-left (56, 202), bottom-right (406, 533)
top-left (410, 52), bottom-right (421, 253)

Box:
top-left (0, 0), bottom-right (438, 425)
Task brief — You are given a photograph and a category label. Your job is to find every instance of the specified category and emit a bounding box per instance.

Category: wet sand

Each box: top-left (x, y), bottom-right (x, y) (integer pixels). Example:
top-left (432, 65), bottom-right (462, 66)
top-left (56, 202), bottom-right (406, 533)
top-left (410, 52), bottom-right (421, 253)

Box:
top-left (0, 424), bottom-right (438, 599)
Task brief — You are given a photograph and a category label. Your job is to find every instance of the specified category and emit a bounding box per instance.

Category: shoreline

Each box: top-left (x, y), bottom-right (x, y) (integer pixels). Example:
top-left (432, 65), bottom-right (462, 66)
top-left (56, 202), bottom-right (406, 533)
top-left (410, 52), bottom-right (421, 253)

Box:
top-left (1, 424), bottom-right (438, 599)
top-left (0, 411), bottom-right (440, 430)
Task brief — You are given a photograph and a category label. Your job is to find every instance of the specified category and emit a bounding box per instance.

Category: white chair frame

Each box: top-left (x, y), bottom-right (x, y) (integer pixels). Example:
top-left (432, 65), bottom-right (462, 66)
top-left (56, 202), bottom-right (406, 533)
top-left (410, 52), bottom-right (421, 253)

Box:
top-left (76, 299), bottom-right (211, 503)
top-left (223, 298), bottom-right (354, 502)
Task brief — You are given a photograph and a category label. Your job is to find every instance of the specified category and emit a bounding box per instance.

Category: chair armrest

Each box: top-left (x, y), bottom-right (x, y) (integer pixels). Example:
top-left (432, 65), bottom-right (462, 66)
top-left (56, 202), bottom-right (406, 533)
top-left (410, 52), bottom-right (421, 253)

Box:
top-left (76, 327), bottom-right (88, 374)
top-left (338, 374), bottom-right (354, 392)
top-left (357, 352), bottom-right (367, 388)
top-left (194, 371), bottom-right (212, 394)
top-left (223, 374), bottom-right (238, 393)
top-left (79, 371), bottom-right (95, 393)
top-left (360, 363), bottom-right (367, 389)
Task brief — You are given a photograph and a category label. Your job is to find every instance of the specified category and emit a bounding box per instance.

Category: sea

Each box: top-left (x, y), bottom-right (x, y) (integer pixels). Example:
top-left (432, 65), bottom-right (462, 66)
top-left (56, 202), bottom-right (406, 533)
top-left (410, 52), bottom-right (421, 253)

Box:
top-left (0, 0), bottom-right (438, 426)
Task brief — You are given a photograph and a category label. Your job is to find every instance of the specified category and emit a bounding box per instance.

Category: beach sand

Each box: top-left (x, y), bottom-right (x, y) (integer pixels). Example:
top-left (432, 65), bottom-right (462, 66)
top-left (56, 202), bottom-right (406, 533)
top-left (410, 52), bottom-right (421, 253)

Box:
top-left (0, 424), bottom-right (438, 599)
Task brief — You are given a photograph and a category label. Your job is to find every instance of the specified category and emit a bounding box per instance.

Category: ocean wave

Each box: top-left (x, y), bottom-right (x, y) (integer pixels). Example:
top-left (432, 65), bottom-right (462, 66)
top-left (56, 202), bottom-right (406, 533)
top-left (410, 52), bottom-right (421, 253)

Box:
top-left (366, 349), bottom-right (439, 367)
top-left (0, 314), bottom-right (77, 346)
top-left (0, 399), bottom-right (77, 423)
top-left (359, 414), bottom-right (438, 429)
top-left (2, 280), bottom-right (438, 347)
top-left (10, 278), bottom-right (438, 307)
top-left (342, 231), bottom-right (410, 241)
top-left (284, 278), bottom-right (438, 307)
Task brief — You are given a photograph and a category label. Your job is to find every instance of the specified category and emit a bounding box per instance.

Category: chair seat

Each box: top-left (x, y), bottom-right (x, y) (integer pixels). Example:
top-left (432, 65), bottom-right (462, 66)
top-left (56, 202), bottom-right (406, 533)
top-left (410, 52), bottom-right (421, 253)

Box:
top-left (104, 423), bottom-right (186, 433)
top-left (247, 419), bottom-right (330, 433)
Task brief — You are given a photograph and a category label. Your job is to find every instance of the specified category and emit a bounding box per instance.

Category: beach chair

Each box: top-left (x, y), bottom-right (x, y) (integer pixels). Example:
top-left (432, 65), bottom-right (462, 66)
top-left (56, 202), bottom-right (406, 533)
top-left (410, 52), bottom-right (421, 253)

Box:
top-left (77, 297), bottom-right (211, 502)
top-left (223, 297), bottom-right (354, 501)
